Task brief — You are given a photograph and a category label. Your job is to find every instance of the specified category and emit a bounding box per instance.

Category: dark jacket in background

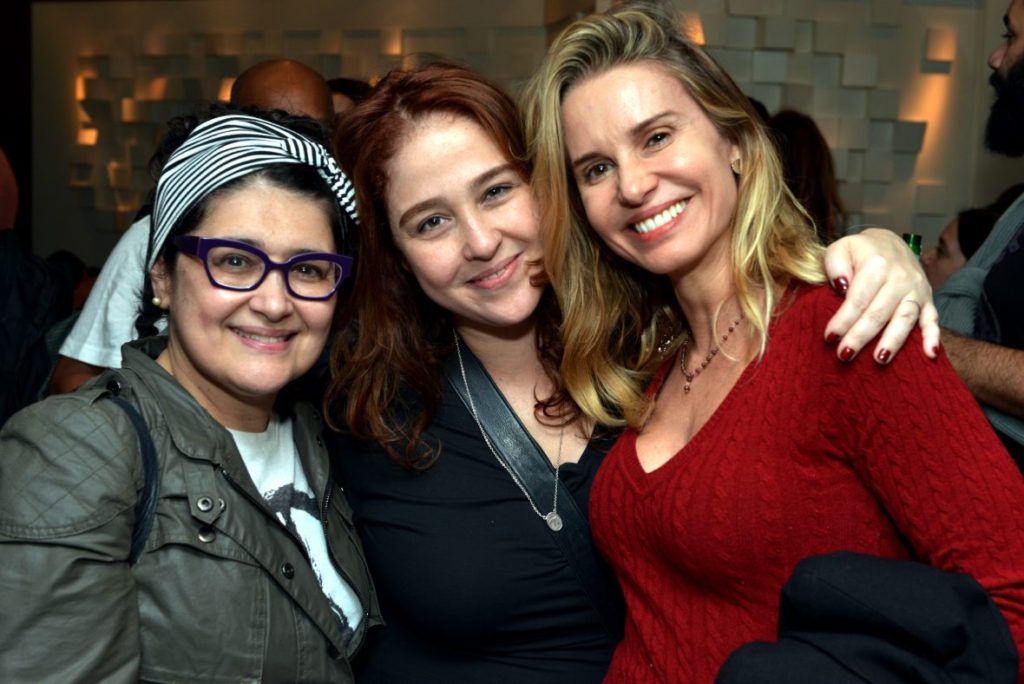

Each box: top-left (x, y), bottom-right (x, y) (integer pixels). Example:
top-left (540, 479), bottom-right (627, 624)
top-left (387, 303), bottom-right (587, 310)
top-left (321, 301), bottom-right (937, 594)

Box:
top-left (0, 230), bottom-right (77, 426)
top-left (717, 551), bottom-right (1018, 684)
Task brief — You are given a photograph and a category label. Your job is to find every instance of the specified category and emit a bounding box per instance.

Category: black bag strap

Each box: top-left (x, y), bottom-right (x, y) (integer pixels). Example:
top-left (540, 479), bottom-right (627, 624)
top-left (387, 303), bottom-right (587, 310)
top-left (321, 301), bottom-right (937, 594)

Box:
top-left (105, 393), bottom-right (160, 565)
top-left (443, 347), bottom-right (624, 637)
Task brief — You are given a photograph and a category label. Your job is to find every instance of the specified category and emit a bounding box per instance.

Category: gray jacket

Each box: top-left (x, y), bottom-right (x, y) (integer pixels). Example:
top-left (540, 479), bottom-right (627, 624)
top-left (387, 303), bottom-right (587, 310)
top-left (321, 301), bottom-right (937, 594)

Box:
top-left (936, 191), bottom-right (1024, 446)
top-left (0, 337), bottom-right (380, 683)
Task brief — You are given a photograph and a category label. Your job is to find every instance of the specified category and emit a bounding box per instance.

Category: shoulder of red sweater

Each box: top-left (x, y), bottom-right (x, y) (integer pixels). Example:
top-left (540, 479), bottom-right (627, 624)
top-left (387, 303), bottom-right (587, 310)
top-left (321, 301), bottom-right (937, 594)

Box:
top-left (778, 282), bottom-right (842, 318)
top-left (766, 282), bottom-right (840, 342)
top-left (769, 282), bottom-right (928, 377)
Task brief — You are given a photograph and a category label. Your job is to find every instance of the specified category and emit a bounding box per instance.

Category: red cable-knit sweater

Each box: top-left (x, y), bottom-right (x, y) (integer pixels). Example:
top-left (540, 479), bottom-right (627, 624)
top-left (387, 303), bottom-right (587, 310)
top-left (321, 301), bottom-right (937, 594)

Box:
top-left (590, 285), bottom-right (1024, 683)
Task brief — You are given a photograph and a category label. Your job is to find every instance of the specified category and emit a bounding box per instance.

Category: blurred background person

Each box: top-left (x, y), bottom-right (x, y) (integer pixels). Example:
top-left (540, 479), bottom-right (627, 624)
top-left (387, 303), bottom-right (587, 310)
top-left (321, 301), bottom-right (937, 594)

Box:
top-left (769, 109), bottom-right (847, 245)
top-left (937, 0), bottom-right (1024, 470)
top-left (328, 76), bottom-right (372, 116)
top-left (924, 207), bottom-right (999, 291)
top-left (924, 183), bottom-right (1024, 291)
top-left (233, 58), bottom-right (335, 126)
top-left (0, 148), bottom-right (92, 425)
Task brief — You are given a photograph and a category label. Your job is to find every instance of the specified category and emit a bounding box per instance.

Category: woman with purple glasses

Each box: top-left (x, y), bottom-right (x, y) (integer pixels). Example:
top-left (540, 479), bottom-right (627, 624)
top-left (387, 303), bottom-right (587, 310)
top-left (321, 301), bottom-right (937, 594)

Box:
top-left (0, 106), bottom-right (379, 683)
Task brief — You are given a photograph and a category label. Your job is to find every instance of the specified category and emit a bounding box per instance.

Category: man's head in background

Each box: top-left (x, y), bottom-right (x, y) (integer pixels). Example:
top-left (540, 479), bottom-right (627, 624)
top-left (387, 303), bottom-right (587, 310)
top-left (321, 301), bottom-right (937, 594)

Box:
top-left (986, 0), bottom-right (1024, 156)
top-left (231, 59), bottom-right (334, 126)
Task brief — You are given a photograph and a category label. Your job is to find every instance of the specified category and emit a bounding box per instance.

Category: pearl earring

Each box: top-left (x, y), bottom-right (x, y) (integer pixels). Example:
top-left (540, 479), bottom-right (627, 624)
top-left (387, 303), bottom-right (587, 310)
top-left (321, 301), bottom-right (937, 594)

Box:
top-left (151, 296), bottom-right (162, 307)
top-left (730, 158), bottom-right (741, 175)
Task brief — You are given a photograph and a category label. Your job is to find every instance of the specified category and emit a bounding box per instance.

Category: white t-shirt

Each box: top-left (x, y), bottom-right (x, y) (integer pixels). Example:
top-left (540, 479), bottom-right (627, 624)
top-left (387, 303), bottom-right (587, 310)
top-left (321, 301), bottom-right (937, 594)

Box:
top-left (228, 415), bottom-right (363, 643)
top-left (59, 215), bottom-right (166, 368)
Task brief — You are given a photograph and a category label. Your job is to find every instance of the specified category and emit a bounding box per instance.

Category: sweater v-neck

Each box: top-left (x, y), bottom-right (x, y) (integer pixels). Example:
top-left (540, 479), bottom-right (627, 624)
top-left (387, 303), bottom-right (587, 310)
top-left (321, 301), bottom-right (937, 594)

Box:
top-left (622, 346), bottom-right (759, 488)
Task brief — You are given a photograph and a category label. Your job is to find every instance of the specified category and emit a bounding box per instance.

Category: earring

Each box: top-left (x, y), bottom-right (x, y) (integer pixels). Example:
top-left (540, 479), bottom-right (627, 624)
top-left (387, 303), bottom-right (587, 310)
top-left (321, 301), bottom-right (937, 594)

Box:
top-left (151, 296), bottom-right (162, 307)
top-left (730, 158), bottom-right (742, 175)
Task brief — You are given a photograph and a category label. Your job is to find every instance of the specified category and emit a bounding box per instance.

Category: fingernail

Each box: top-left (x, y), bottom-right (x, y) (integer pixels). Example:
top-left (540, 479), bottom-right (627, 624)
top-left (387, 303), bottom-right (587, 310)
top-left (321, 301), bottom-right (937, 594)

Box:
top-left (931, 344), bottom-right (940, 358)
top-left (839, 346), bottom-right (856, 362)
top-left (833, 276), bottom-right (849, 295)
top-left (877, 349), bottom-right (891, 364)
top-left (825, 332), bottom-right (841, 345)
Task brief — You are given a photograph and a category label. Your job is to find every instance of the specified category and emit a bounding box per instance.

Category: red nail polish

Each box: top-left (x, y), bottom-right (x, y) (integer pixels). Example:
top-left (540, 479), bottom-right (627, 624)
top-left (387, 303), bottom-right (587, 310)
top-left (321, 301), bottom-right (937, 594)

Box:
top-left (826, 332), bottom-right (841, 345)
top-left (839, 347), bottom-right (855, 362)
top-left (931, 345), bottom-right (939, 357)
top-left (834, 276), bottom-right (849, 295)
top-left (877, 349), bottom-right (891, 364)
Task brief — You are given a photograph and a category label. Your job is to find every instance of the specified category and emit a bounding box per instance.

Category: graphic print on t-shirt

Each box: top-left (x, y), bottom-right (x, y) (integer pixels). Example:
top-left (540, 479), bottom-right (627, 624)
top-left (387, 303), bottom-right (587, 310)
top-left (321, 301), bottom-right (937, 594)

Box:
top-left (263, 482), bottom-right (356, 642)
top-left (229, 414), bottom-right (363, 644)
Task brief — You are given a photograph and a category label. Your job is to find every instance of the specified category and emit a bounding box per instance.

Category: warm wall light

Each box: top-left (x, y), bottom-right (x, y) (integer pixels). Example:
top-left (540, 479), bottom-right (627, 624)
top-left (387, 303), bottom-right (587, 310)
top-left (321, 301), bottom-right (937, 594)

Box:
top-left (77, 128), bottom-right (99, 146)
top-left (904, 80), bottom-right (946, 132)
top-left (382, 27), bottom-right (402, 57)
top-left (902, 72), bottom-right (950, 177)
top-left (926, 26), bottom-right (956, 63)
top-left (75, 67), bottom-right (97, 102)
top-left (218, 77), bottom-right (235, 102)
top-left (682, 12), bottom-right (705, 45)
top-left (121, 98), bottom-right (140, 123)
top-left (138, 77), bottom-right (168, 101)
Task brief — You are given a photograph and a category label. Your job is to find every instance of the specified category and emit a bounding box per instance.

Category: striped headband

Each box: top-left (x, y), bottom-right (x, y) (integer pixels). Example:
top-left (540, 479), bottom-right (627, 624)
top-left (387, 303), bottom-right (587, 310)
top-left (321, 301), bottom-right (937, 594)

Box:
top-left (149, 113), bottom-right (358, 268)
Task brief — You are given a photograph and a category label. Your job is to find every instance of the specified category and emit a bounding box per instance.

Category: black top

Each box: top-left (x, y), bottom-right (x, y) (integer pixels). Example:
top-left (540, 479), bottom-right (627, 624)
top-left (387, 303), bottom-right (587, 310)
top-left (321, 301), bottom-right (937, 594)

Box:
top-left (331, 379), bottom-right (622, 683)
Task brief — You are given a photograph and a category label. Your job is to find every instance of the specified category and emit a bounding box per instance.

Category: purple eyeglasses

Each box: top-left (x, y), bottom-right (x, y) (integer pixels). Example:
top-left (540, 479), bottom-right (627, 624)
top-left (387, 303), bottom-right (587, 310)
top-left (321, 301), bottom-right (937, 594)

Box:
top-left (172, 235), bottom-right (353, 301)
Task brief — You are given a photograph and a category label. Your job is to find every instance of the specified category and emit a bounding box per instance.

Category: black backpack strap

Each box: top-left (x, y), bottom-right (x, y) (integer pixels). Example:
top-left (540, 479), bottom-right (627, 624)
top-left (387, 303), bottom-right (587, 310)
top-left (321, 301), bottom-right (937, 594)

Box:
top-left (105, 393), bottom-right (160, 565)
top-left (443, 347), bottom-right (624, 637)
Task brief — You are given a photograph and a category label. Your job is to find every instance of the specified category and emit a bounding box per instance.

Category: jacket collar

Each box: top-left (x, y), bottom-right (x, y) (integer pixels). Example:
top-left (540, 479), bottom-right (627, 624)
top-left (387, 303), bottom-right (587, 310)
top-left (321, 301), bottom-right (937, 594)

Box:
top-left (116, 338), bottom-right (321, 478)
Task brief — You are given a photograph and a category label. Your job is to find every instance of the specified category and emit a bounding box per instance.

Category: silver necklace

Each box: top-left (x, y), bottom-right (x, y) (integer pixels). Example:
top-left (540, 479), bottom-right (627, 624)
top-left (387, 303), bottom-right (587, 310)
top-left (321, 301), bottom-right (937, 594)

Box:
top-left (453, 332), bottom-right (565, 531)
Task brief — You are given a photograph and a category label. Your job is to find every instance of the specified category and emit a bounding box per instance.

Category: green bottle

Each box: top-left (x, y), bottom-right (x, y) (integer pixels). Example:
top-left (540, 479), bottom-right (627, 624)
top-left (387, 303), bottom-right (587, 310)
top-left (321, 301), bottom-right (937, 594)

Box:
top-left (902, 232), bottom-right (922, 256)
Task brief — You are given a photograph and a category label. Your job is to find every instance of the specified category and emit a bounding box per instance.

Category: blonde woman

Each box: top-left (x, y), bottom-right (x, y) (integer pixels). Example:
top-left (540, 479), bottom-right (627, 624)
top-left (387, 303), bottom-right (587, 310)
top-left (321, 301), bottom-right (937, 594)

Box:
top-left (522, 4), bottom-right (1024, 681)
top-left (327, 61), bottom-right (940, 682)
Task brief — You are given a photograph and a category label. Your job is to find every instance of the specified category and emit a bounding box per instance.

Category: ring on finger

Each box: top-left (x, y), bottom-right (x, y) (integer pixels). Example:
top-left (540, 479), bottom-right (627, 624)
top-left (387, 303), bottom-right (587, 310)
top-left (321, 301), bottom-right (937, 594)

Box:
top-left (902, 298), bottom-right (922, 315)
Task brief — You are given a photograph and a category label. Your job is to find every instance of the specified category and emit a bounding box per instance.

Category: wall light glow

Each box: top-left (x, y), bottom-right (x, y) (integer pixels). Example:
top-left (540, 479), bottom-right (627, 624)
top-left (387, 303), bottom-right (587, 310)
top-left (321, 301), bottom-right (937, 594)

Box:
top-left (140, 77), bottom-right (168, 101)
top-left (926, 26), bottom-right (957, 63)
top-left (682, 12), bottom-right (705, 45)
top-left (75, 67), bottom-right (97, 102)
top-left (901, 72), bottom-right (951, 179)
top-left (77, 128), bottom-right (99, 146)
top-left (218, 77), bottom-right (235, 102)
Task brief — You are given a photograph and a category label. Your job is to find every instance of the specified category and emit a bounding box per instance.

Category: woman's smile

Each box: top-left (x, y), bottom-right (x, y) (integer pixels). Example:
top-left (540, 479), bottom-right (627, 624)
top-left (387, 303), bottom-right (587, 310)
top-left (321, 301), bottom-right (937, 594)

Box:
top-left (467, 253), bottom-right (522, 289)
top-left (630, 199), bottom-right (689, 236)
top-left (231, 325), bottom-right (298, 350)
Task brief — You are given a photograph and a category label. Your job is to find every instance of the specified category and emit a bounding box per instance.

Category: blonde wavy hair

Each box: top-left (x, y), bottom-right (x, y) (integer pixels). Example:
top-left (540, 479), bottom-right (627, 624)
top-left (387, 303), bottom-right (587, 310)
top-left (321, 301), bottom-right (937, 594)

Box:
top-left (521, 1), bottom-right (826, 428)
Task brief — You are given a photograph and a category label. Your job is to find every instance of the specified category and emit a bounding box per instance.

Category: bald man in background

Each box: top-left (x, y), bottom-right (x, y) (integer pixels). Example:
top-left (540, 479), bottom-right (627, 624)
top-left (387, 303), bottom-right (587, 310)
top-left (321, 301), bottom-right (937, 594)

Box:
top-left (49, 59), bottom-right (336, 393)
top-left (232, 58), bottom-right (334, 125)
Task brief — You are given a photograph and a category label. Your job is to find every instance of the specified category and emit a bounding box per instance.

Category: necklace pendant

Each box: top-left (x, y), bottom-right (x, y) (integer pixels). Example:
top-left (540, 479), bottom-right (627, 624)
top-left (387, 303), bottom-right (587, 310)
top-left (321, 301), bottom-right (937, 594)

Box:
top-left (545, 511), bottom-right (563, 531)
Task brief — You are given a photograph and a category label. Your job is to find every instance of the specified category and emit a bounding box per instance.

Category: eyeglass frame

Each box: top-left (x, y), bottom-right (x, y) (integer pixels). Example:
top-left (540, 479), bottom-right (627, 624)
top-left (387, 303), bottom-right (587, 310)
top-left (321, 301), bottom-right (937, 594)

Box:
top-left (171, 235), bottom-right (354, 301)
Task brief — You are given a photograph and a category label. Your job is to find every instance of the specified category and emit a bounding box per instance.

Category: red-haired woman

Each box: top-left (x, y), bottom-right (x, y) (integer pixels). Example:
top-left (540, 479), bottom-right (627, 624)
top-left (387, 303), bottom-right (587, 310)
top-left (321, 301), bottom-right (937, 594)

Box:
top-left (326, 62), bottom-right (937, 683)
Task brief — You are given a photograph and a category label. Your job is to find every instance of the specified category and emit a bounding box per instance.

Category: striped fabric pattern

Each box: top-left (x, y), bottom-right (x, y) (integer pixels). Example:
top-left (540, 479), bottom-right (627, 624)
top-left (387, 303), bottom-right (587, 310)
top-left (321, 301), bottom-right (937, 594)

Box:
top-left (149, 114), bottom-right (358, 268)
